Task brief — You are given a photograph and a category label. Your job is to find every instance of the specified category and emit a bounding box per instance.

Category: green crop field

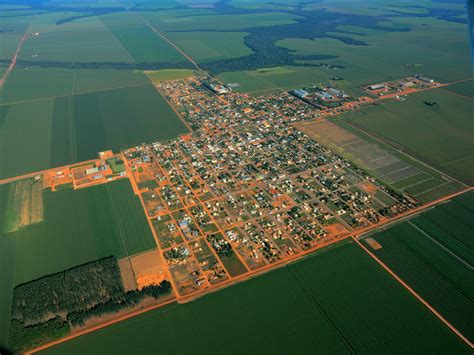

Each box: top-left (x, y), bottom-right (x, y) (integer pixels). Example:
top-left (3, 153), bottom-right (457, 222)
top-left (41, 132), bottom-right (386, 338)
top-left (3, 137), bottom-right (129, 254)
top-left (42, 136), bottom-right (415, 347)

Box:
top-left (167, 31), bottom-right (252, 62)
top-left (0, 184), bottom-right (16, 347)
top-left (0, 98), bottom-right (55, 179)
top-left (0, 67), bottom-right (151, 104)
top-left (107, 25), bottom-right (186, 63)
top-left (72, 84), bottom-right (188, 161)
top-left (0, 84), bottom-right (187, 179)
top-left (0, 67), bottom-right (75, 104)
top-left (444, 79), bottom-right (474, 98)
top-left (363, 191), bottom-right (474, 342)
top-left (39, 241), bottom-right (469, 354)
top-left (20, 25), bottom-right (134, 63)
top-left (145, 69), bottom-right (195, 82)
top-left (343, 88), bottom-right (474, 184)
top-left (145, 11), bottom-right (301, 32)
top-left (0, 179), bottom-right (156, 347)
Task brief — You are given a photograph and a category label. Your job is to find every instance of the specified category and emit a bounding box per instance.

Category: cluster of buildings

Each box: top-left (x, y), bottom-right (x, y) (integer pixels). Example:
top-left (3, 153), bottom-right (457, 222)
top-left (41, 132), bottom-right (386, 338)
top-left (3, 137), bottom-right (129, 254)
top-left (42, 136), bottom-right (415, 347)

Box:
top-left (117, 77), bottom-right (418, 298)
top-left (364, 75), bottom-right (438, 97)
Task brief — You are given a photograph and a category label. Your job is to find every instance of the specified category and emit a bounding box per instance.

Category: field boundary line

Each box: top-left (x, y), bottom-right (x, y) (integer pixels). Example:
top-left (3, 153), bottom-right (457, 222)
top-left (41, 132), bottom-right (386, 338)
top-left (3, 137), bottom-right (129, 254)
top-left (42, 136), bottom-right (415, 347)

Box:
top-left (353, 237), bottom-right (474, 349)
top-left (408, 221), bottom-right (473, 270)
top-left (439, 87), bottom-right (474, 100)
top-left (341, 119), bottom-right (468, 188)
top-left (0, 82), bottom-right (152, 107)
top-left (399, 176), bottom-right (435, 191)
top-left (154, 85), bottom-right (193, 133)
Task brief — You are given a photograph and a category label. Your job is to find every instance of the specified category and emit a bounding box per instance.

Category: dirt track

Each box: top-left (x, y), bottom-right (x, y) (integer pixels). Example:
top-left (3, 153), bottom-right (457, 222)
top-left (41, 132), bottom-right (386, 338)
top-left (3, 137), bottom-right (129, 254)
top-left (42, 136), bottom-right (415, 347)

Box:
top-left (354, 237), bottom-right (474, 348)
top-left (0, 32), bottom-right (28, 90)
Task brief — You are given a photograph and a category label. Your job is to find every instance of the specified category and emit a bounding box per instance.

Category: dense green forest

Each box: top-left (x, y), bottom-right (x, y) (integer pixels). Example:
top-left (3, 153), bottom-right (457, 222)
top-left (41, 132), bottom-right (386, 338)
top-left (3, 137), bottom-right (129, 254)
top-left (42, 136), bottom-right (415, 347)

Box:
top-left (8, 257), bottom-right (172, 352)
top-left (12, 257), bottom-right (124, 324)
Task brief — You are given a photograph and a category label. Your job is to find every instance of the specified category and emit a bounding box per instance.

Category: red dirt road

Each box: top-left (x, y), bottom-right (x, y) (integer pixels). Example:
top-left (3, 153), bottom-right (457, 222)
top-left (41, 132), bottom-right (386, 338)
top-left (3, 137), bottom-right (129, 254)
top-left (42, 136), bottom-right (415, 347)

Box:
top-left (0, 32), bottom-right (28, 90)
top-left (27, 186), bottom-right (473, 354)
top-left (354, 237), bottom-right (474, 349)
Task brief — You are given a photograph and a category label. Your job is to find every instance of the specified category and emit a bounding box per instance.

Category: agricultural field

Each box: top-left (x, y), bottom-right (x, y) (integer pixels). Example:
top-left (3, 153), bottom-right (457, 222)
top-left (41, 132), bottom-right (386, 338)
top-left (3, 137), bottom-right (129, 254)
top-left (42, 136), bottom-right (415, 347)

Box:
top-left (362, 191), bottom-right (474, 342)
top-left (106, 25), bottom-right (186, 64)
top-left (0, 178), bottom-right (156, 345)
top-left (343, 87), bottom-right (474, 184)
top-left (277, 16), bottom-right (472, 85)
top-left (145, 11), bottom-right (301, 32)
top-left (444, 78), bottom-right (474, 98)
top-left (167, 31), bottom-right (252, 62)
top-left (145, 69), bottom-right (196, 82)
top-left (296, 119), bottom-right (464, 203)
top-left (40, 241), bottom-right (470, 354)
top-left (218, 66), bottom-right (338, 95)
top-left (20, 24), bottom-right (135, 63)
top-left (0, 84), bottom-right (188, 179)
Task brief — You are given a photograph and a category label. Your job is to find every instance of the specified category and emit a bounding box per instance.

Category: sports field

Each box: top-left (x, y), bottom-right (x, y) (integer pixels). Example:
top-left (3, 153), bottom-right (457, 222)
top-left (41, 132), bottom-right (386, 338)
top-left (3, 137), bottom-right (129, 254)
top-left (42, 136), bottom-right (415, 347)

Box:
top-left (344, 87), bottom-right (474, 184)
top-left (40, 241), bottom-right (469, 354)
top-left (363, 191), bottom-right (474, 342)
top-left (0, 84), bottom-right (188, 179)
top-left (0, 178), bottom-right (156, 346)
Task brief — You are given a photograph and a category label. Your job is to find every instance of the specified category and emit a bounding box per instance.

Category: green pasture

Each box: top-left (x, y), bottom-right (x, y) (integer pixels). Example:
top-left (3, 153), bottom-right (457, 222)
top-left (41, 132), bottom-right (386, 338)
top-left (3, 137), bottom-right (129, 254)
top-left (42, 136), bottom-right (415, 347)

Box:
top-left (40, 240), bottom-right (469, 354)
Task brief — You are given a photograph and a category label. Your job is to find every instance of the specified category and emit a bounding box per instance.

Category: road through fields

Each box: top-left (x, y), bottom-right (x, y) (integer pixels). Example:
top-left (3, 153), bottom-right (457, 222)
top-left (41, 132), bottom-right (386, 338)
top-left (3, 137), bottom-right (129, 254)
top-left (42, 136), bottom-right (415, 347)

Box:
top-left (27, 185), bottom-right (473, 354)
top-left (0, 31), bottom-right (28, 90)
